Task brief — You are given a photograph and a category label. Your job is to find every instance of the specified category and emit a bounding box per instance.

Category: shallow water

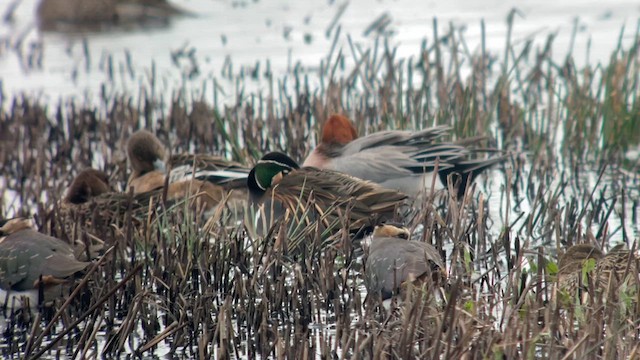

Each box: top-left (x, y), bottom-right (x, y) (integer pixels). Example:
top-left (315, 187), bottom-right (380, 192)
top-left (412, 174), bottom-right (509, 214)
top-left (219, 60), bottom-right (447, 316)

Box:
top-left (1, 0), bottom-right (639, 104)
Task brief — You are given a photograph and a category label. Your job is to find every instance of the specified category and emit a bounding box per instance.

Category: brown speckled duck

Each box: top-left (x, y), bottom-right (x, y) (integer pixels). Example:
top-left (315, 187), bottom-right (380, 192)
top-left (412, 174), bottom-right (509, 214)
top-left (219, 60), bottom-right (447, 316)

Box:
top-left (557, 243), bottom-right (639, 298)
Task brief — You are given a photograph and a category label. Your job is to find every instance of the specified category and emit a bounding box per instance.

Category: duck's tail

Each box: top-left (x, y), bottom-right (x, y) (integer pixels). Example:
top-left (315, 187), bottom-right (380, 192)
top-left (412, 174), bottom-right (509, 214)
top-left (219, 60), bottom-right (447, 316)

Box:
top-left (438, 153), bottom-right (507, 198)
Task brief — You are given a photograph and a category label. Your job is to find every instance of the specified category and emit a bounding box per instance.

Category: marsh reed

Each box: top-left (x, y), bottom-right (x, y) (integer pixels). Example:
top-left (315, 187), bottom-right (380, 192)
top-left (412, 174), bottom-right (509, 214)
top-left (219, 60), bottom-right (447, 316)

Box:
top-left (1, 17), bottom-right (639, 359)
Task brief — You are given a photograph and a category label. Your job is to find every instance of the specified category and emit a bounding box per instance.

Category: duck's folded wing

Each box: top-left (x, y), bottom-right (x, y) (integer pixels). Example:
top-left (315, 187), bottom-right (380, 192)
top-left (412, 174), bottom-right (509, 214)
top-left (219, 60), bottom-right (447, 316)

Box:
top-left (342, 126), bottom-right (449, 155)
top-left (405, 241), bottom-right (445, 270)
top-left (169, 154), bottom-right (250, 185)
top-left (0, 252), bottom-right (27, 289)
top-left (43, 253), bottom-right (90, 278)
top-left (329, 147), bottom-right (415, 184)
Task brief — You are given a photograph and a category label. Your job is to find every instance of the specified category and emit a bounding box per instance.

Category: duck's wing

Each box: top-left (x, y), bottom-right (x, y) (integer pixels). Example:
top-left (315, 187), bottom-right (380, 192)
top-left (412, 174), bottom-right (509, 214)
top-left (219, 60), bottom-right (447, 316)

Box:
top-left (340, 126), bottom-right (450, 155)
top-left (367, 240), bottom-right (443, 296)
top-left (330, 132), bottom-right (478, 184)
top-left (409, 143), bottom-right (470, 169)
top-left (329, 146), bottom-right (424, 184)
top-left (0, 240), bottom-right (29, 289)
top-left (333, 171), bottom-right (408, 219)
top-left (366, 238), bottom-right (414, 296)
top-left (0, 230), bottom-right (83, 290)
top-left (365, 237), bottom-right (399, 294)
top-left (42, 253), bottom-right (90, 279)
top-left (278, 168), bottom-right (407, 228)
top-left (61, 190), bottom-right (156, 226)
top-left (168, 154), bottom-right (250, 185)
top-left (341, 128), bottom-right (504, 176)
top-left (404, 241), bottom-right (445, 272)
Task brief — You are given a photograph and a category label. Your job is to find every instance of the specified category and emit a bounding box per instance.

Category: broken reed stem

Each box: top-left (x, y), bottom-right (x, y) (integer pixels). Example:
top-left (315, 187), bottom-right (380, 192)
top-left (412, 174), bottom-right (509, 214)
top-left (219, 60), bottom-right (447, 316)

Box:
top-left (28, 263), bottom-right (143, 360)
top-left (24, 246), bottom-right (115, 357)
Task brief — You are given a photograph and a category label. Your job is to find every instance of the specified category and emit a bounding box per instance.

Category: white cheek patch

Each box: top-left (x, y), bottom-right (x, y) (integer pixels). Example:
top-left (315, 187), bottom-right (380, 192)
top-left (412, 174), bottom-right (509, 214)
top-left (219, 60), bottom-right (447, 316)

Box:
top-left (153, 159), bottom-right (166, 173)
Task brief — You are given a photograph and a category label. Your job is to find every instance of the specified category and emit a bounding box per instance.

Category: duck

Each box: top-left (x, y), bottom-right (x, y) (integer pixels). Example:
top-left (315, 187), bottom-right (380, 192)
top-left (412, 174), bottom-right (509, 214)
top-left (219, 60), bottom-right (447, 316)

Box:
top-left (59, 168), bottom-right (176, 236)
top-left (62, 166), bottom-right (230, 227)
top-left (62, 168), bottom-right (141, 213)
top-left (0, 217), bottom-right (90, 292)
top-left (557, 244), bottom-right (604, 280)
top-left (37, 0), bottom-right (188, 31)
top-left (126, 129), bottom-right (249, 212)
top-left (303, 114), bottom-right (504, 197)
top-left (247, 152), bottom-right (408, 239)
top-left (556, 243), bottom-right (639, 301)
top-left (63, 168), bottom-right (113, 205)
top-left (364, 223), bottom-right (445, 302)
top-left (59, 167), bottom-right (224, 253)
top-left (126, 130), bottom-right (168, 194)
top-left (59, 168), bottom-right (142, 246)
top-left (598, 244), bottom-right (640, 287)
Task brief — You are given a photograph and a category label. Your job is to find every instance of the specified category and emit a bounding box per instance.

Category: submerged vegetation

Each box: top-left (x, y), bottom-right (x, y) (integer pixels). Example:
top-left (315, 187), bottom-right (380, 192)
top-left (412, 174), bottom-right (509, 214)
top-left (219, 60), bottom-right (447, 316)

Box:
top-left (0, 16), bottom-right (639, 359)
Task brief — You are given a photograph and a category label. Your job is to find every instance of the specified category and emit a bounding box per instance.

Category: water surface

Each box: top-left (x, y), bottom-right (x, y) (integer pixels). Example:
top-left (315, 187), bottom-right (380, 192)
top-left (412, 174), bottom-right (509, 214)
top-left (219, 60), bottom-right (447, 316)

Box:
top-left (1, 0), bottom-right (639, 103)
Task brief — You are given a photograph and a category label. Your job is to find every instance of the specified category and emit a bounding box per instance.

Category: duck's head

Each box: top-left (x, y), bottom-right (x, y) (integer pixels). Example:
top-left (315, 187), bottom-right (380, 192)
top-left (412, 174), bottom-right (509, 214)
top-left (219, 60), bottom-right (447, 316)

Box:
top-left (127, 130), bottom-right (167, 176)
top-left (0, 217), bottom-right (34, 237)
top-left (372, 222), bottom-right (410, 240)
top-left (321, 114), bottom-right (358, 145)
top-left (247, 152), bottom-right (300, 195)
top-left (64, 168), bottom-right (111, 205)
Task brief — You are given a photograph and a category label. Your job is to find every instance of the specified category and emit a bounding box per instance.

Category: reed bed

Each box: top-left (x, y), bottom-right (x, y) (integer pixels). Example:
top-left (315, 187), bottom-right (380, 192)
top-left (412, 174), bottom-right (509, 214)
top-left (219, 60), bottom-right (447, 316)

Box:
top-left (1, 18), bottom-right (639, 359)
